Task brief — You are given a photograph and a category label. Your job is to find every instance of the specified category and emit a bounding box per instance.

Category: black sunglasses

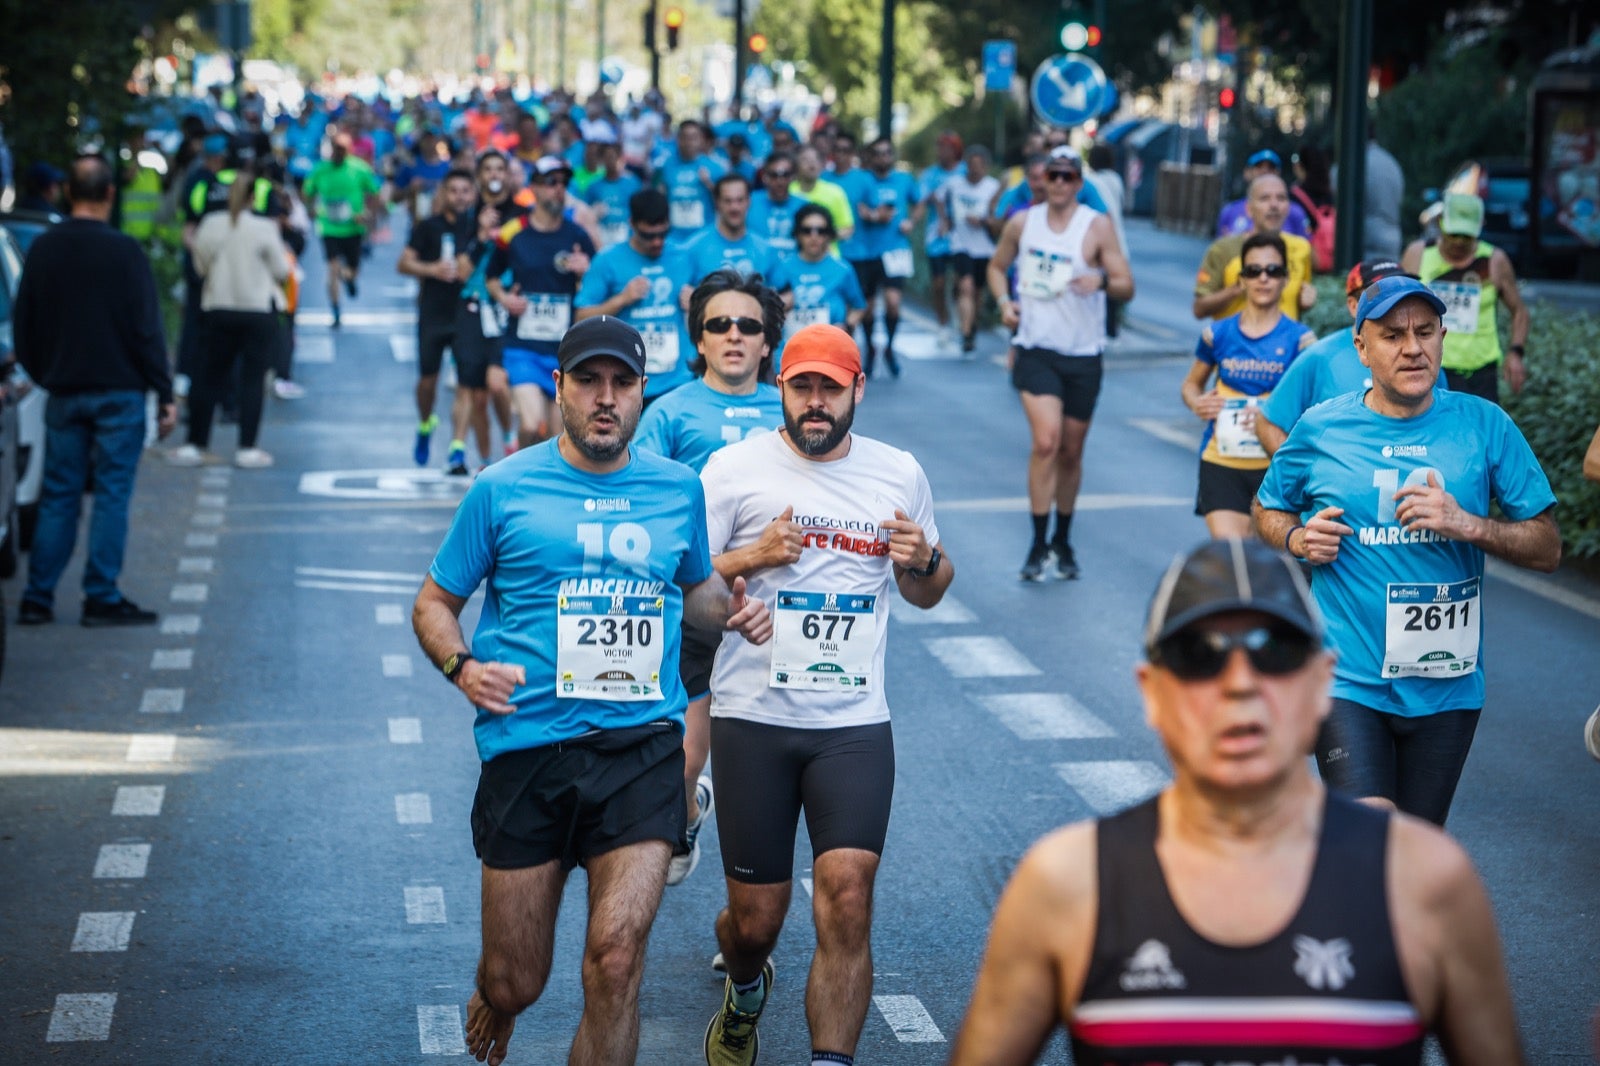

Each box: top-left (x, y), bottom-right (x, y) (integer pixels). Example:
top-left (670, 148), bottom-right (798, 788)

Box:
top-left (535, 173), bottom-right (570, 187)
top-left (797, 224), bottom-right (833, 236)
top-left (703, 315), bottom-right (765, 336)
top-left (1152, 624), bottom-right (1315, 681)
top-left (766, 169), bottom-right (794, 179)
top-left (635, 226), bottom-right (669, 241)
top-left (1241, 263), bottom-right (1289, 279)
top-left (1045, 169), bottom-right (1081, 183)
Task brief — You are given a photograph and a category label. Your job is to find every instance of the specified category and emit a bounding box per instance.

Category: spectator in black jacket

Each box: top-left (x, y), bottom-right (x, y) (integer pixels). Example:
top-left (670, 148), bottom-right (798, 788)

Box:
top-left (14, 154), bottom-right (177, 627)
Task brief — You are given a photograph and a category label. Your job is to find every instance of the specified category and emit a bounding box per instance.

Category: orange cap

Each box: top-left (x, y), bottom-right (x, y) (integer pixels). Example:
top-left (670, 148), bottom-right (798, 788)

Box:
top-left (778, 324), bottom-right (861, 386)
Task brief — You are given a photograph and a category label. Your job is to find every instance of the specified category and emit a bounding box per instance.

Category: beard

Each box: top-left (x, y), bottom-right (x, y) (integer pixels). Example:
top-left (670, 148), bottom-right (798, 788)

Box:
top-left (784, 396), bottom-right (855, 456)
top-left (563, 403), bottom-right (639, 463)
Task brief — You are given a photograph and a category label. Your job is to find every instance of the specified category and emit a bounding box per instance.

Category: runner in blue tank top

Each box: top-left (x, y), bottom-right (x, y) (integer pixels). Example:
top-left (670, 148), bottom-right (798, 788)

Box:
top-left (949, 538), bottom-right (1526, 1066)
top-left (1255, 276), bottom-right (1559, 825)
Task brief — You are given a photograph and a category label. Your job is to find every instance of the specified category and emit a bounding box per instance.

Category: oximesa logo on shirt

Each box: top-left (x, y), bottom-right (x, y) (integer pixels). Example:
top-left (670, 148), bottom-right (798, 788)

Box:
top-left (584, 497), bottom-right (632, 512)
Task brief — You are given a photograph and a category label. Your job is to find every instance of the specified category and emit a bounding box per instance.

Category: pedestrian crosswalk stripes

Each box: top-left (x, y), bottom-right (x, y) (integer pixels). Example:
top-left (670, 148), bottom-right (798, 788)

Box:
top-left (980, 692), bottom-right (1116, 740)
top-left (1056, 760), bottom-right (1169, 814)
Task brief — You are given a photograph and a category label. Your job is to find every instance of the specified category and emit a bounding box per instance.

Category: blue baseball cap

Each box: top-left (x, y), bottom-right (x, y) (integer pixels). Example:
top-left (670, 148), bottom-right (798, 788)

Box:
top-left (202, 133), bottom-right (230, 156)
top-left (1354, 275), bottom-right (1447, 330)
top-left (1246, 149), bottom-right (1281, 169)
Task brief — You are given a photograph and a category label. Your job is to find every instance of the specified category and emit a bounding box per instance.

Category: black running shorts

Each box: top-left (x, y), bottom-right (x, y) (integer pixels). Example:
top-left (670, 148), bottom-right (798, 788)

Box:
top-left (451, 301), bottom-right (500, 388)
top-left (321, 234), bottom-right (363, 271)
top-left (679, 625), bottom-right (722, 703)
top-left (1011, 348), bottom-right (1103, 422)
top-left (471, 721), bottom-right (687, 870)
top-left (1316, 700), bottom-right (1481, 827)
top-left (1195, 459), bottom-right (1267, 517)
top-left (710, 718), bottom-right (894, 884)
top-left (417, 316), bottom-right (455, 378)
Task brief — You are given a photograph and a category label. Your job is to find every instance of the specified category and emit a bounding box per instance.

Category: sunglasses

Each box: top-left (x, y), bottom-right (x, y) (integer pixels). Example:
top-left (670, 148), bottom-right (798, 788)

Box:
top-left (1045, 170), bottom-right (1081, 183)
top-left (1240, 263), bottom-right (1289, 279)
top-left (766, 169), bottom-right (794, 180)
top-left (535, 173), bottom-right (570, 187)
top-left (702, 315), bottom-right (765, 336)
top-left (797, 225), bottom-right (833, 236)
top-left (1152, 624), bottom-right (1316, 681)
top-left (635, 226), bottom-right (669, 242)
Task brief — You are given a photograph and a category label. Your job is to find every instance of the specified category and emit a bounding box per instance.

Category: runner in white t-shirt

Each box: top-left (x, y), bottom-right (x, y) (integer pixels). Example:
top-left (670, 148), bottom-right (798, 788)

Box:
top-left (937, 145), bottom-right (1003, 356)
top-left (698, 324), bottom-right (955, 1066)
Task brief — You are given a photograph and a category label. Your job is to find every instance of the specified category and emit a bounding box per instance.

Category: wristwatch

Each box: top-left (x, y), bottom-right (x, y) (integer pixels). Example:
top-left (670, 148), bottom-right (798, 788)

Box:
top-left (442, 651), bottom-right (475, 683)
top-left (910, 547), bottom-right (942, 579)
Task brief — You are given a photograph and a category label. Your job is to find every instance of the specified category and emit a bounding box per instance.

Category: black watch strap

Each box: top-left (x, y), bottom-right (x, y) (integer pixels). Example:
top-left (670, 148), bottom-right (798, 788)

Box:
top-left (912, 547), bottom-right (942, 578)
top-left (443, 652), bottom-right (474, 682)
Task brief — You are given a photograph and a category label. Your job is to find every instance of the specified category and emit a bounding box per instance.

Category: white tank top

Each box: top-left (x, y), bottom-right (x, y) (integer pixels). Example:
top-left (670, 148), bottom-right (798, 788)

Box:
top-left (1012, 203), bottom-right (1106, 357)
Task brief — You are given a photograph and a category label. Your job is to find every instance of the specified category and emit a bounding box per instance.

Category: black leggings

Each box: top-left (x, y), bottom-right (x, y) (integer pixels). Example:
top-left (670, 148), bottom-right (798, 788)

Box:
top-left (189, 309), bottom-right (277, 449)
top-left (1315, 699), bottom-right (1481, 826)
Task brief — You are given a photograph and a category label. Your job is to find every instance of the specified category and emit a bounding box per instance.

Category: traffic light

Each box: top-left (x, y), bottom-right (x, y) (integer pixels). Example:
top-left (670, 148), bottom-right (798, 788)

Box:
top-left (664, 6), bottom-right (684, 51)
top-left (1218, 86), bottom-right (1236, 110)
top-left (748, 32), bottom-right (768, 55)
top-left (1058, 3), bottom-right (1098, 53)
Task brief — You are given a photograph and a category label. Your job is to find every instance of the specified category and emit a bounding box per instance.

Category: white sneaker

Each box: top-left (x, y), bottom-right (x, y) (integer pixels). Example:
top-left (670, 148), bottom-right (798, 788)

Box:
top-left (1586, 705), bottom-right (1600, 762)
top-left (167, 443), bottom-right (205, 466)
top-left (937, 325), bottom-right (955, 350)
top-left (667, 775), bottom-right (713, 887)
top-left (173, 373), bottom-right (191, 399)
top-left (234, 447), bottom-right (275, 469)
top-left (273, 379), bottom-right (307, 400)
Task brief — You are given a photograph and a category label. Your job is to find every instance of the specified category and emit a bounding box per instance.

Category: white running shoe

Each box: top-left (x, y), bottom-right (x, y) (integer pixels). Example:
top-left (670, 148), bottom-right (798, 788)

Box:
top-left (234, 447), bottom-right (275, 469)
top-left (937, 325), bottom-right (955, 351)
top-left (166, 443), bottom-right (205, 466)
top-left (668, 775), bottom-right (714, 886)
top-left (1586, 705), bottom-right (1600, 762)
top-left (273, 378), bottom-right (307, 400)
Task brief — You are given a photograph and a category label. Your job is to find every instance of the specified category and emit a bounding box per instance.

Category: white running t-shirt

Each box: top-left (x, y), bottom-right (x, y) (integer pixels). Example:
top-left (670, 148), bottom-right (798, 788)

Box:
top-left (701, 429), bottom-right (941, 728)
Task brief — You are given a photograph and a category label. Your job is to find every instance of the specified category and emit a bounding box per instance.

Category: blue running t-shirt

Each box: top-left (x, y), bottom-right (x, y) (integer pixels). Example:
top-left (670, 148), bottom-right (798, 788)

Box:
top-left (634, 378), bottom-right (784, 473)
top-left (575, 242), bottom-right (697, 397)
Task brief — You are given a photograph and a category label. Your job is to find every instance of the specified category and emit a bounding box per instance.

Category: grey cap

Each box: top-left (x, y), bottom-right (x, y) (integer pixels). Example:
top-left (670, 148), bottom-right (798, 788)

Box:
top-left (1144, 538), bottom-right (1322, 655)
top-left (556, 315), bottom-right (648, 376)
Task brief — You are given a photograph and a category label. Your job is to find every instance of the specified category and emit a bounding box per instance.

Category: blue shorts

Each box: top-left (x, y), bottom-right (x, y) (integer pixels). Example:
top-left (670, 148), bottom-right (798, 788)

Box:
top-left (502, 346), bottom-right (559, 396)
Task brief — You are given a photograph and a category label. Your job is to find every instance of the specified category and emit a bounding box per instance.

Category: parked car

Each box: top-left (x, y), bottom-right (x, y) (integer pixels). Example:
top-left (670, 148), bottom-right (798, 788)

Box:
top-left (0, 209), bottom-right (60, 256)
top-left (0, 211), bottom-right (53, 551)
top-left (0, 226), bottom-right (25, 680)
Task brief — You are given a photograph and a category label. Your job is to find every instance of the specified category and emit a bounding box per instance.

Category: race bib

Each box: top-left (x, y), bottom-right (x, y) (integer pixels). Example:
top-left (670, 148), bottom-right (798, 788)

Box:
top-left (1017, 247), bottom-right (1073, 300)
top-left (1381, 579), bottom-right (1480, 679)
top-left (1429, 279), bottom-right (1482, 335)
top-left (882, 247), bottom-right (914, 279)
top-left (669, 198), bottom-right (706, 230)
top-left (516, 294), bottom-right (571, 341)
top-left (769, 590), bottom-right (878, 690)
top-left (325, 201), bottom-right (355, 223)
top-left (600, 218), bottom-right (630, 248)
top-left (557, 590), bottom-right (666, 700)
top-left (639, 325), bottom-right (680, 374)
top-left (1215, 397), bottom-right (1265, 460)
top-left (786, 304), bottom-right (830, 337)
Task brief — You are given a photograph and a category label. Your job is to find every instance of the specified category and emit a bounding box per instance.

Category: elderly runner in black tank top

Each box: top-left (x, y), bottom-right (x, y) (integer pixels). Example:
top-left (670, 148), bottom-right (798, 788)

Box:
top-left (947, 538), bottom-right (1524, 1066)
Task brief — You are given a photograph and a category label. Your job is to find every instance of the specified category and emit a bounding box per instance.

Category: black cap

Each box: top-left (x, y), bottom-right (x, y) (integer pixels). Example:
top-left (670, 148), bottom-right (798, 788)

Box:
top-left (1144, 538), bottom-right (1322, 655)
top-left (557, 316), bottom-right (648, 376)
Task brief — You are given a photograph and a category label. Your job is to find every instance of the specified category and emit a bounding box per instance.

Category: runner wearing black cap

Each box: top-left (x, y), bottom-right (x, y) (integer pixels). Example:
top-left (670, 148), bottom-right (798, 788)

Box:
top-left (949, 537), bottom-right (1525, 1066)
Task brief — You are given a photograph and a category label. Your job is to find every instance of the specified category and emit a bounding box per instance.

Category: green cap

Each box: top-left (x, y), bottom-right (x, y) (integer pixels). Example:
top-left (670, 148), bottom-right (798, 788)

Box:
top-left (1440, 193), bottom-right (1484, 238)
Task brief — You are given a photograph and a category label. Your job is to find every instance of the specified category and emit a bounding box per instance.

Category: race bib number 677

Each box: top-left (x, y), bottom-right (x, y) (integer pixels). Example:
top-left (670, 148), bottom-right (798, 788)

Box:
top-left (769, 590), bottom-right (877, 690)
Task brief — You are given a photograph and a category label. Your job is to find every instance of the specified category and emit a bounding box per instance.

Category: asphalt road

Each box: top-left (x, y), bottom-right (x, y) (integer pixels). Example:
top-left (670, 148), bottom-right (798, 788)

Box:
top-left (1, 213), bottom-right (1596, 1064)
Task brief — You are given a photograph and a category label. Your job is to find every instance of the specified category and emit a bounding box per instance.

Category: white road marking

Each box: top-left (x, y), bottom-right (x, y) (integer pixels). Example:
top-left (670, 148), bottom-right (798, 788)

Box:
top-left (185, 532), bottom-right (220, 548)
top-left (71, 912), bottom-right (136, 952)
top-left (47, 993), bottom-right (116, 1042)
top-left (113, 785), bottom-right (165, 816)
top-left (295, 579), bottom-right (420, 594)
top-left (297, 468), bottom-right (469, 502)
top-left (405, 885), bottom-right (448, 924)
top-left (980, 693), bottom-right (1116, 740)
top-left (1128, 417), bottom-right (1202, 451)
top-left (160, 614), bottom-right (202, 636)
top-left (924, 636), bottom-right (1041, 677)
top-left (390, 334), bottom-right (418, 363)
top-left (383, 654), bottom-right (413, 678)
top-left (170, 583), bottom-right (209, 603)
top-left (151, 649), bottom-right (194, 671)
top-left (94, 844), bottom-right (151, 879)
top-left (178, 557), bottom-right (214, 574)
top-left (126, 735), bottom-right (176, 761)
top-left (200, 471), bottom-right (232, 487)
top-left (937, 492), bottom-right (1191, 513)
top-left (874, 994), bottom-right (945, 1043)
top-left (389, 718), bottom-right (423, 744)
top-left (1056, 760), bottom-right (1170, 813)
top-left (192, 511), bottom-right (224, 526)
top-left (296, 334), bottom-right (336, 363)
top-left (801, 877), bottom-right (814, 897)
top-left (299, 565), bottom-right (423, 582)
top-left (139, 689), bottom-right (184, 714)
top-left (395, 792), bottom-right (433, 824)
top-left (376, 603), bottom-right (405, 625)
top-left (1485, 558), bottom-right (1600, 622)
top-left (417, 1004), bottom-right (466, 1054)
top-left (889, 594), bottom-right (976, 625)
top-left (196, 493), bottom-right (228, 509)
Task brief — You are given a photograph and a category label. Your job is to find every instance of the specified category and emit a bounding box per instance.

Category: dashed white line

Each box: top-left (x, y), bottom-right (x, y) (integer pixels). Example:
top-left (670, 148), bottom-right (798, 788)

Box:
top-left (184, 532), bottom-right (219, 548)
top-left (299, 566), bottom-right (423, 582)
top-left (404, 885), bottom-right (448, 924)
top-left (178, 556), bottom-right (214, 574)
top-left (874, 994), bottom-right (945, 1043)
top-left (93, 844), bottom-right (151, 879)
top-left (191, 512), bottom-right (224, 527)
top-left (383, 654), bottom-right (414, 678)
top-left (196, 493), bottom-right (228, 509)
top-left (924, 636), bottom-right (1041, 678)
top-left (170, 583), bottom-right (209, 603)
top-left (296, 579), bottom-right (420, 594)
top-left (980, 693), bottom-right (1116, 740)
top-left (126, 735), bottom-right (176, 761)
top-left (417, 1004), bottom-right (466, 1054)
top-left (151, 649), bottom-right (194, 671)
top-left (46, 993), bottom-right (116, 1042)
top-left (376, 603), bottom-right (406, 625)
top-left (390, 335), bottom-right (418, 363)
top-left (395, 792), bottom-right (433, 824)
top-left (1055, 760), bottom-right (1170, 814)
top-left (889, 594), bottom-right (976, 625)
top-left (160, 614), bottom-right (202, 636)
top-left (71, 912), bottom-right (136, 952)
top-left (296, 335), bottom-right (335, 363)
top-left (389, 718), bottom-right (423, 744)
top-left (139, 689), bottom-right (184, 714)
top-left (113, 785), bottom-right (165, 816)
top-left (801, 877), bottom-right (814, 897)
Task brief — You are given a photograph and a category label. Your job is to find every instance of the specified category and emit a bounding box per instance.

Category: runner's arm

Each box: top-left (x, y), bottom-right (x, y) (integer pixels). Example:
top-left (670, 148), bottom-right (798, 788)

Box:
top-left (986, 213), bottom-right (1024, 309)
top-left (412, 575), bottom-right (522, 715)
top-left (1394, 476), bottom-right (1560, 572)
top-left (893, 540), bottom-right (952, 608)
top-left (1256, 415), bottom-right (1289, 456)
top-left (1491, 249), bottom-right (1529, 383)
top-left (1091, 216), bottom-right (1134, 301)
top-left (1585, 426), bottom-right (1600, 483)
top-left (682, 573), bottom-right (772, 644)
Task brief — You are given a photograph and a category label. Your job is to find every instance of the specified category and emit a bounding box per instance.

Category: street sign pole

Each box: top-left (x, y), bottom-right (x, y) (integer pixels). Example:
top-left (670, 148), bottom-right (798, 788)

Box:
top-left (1333, 0), bottom-right (1371, 271)
top-left (878, 0), bottom-right (895, 142)
top-left (733, 0), bottom-right (745, 115)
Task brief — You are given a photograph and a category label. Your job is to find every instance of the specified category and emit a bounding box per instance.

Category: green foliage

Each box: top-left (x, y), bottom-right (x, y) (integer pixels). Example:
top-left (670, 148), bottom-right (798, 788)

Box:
top-left (900, 95), bottom-right (1029, 169)
top-left (1501, 305), bottom-right (1600, 561)
top-left (1300, 273), bottom-right (1352, 339)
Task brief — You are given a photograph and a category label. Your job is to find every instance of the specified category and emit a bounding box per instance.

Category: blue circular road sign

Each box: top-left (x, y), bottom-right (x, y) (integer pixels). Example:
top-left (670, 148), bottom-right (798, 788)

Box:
top-left (1030, 53), bottom-right (1108, 130)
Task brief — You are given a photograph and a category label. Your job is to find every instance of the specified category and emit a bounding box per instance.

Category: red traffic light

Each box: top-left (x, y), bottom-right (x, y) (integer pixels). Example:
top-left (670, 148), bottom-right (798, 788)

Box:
top-left (1085, 25), bottom-right (1101, 48)
top-left (1218, 87), bottom-right (1236, 109)
top-left (748, 32), bottom-right (768, 54)
top-left (663, 6), bottom-right (684, 28)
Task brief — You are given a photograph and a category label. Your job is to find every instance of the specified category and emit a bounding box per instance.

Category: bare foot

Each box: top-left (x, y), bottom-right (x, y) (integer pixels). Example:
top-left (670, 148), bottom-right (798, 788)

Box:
top-left (465, 988), bottom-right (517, 1065)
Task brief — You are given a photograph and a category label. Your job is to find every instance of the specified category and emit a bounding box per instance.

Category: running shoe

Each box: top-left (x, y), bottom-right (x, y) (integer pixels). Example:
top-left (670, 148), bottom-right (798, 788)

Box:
top-left (668, 776), bottom-right (714, 886)
top-left (234, 448), bottom-right (274, 469)
top-left (447, 442), bottom-right (469, 477)
top-left (1051, 541), bottom-right (1080, 580)
top-left (273, 378), bottom-right (307, 400)
top-left (1586, 705), bottom-right (1600, 762)
top-left (414, 415), bottom-right (439, 466)
top-left (937, 325), bottom-right (955, 351)
top-left (166, 444), bottom-right (205, 467)
top-left (704, 961), bottom-right (773, 1066)
top-left (1019, 542), bottom-right (1052, 582)
top-left (960, 332), bottom-right (976, 359)
top-left (884, 348), bottom-right (901, 378)
top-left (345, 274), bottom-right (358, 298)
